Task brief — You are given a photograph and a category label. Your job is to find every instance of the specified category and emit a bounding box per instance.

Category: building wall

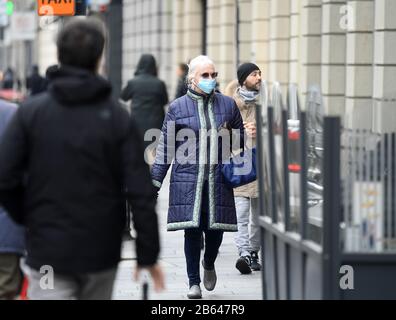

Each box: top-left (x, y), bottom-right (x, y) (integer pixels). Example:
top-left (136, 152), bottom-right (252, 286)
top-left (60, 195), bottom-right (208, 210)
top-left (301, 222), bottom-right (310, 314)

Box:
top-left (321, 0), bottom-right (346, 118)
top-left (0, 0), bottom-right (37, 88)
top-left (171, 0), bottom-right (203, 97)
top-left (37, 21), bottom-right (59, 76)
top-left (123, 0), bottom-right (396, 130)
top-left (345, 0), bottom-right (374, 129)
top-left (372, 0), bottom-right (396, 132)
top-left (122, 0), bottom-right (173, 95)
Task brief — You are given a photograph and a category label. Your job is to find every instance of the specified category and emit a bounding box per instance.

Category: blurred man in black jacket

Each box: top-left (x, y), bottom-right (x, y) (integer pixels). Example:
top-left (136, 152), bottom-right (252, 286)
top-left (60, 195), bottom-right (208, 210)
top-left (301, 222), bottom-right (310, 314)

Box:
top-left (0, 18), bottom-right (164, 300)
top-left (26, 65), bottom-right (46, 96)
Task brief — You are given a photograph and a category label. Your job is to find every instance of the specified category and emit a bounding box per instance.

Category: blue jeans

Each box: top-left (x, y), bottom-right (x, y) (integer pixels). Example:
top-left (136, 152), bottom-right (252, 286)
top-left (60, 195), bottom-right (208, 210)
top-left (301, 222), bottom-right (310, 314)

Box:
top-left (184, 183), bottom-right (223, 287)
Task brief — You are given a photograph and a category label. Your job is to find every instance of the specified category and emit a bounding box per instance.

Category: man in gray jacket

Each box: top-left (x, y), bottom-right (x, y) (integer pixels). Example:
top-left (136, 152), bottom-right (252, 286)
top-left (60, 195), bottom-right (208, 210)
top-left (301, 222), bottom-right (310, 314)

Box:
top-left (0, 99), bottom-right (25, 299)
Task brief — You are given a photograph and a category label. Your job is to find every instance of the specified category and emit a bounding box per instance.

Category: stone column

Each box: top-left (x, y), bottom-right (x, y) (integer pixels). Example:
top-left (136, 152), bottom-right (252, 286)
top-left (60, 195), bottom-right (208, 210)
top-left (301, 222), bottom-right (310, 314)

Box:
top-left (238, 0), bottom-right (253, 65)
top-left (122, 0), bottom-right (138, 84)
top-left (158, 0), bottom-right (173, 89)
top-left (123, 0), bottom-right (173, 92)
top-left (345, 0), bottom-right (374, 129)
top-left (252, 0), bottom-right (270, 78)
top-left (172, 0), bottom-right (184, 66)
top-left (183, 0), bottom-right (203, 61)
top-left (299, 0), bottom-right (322, 108)
top-left (218, 0), bottom-right (236, 89)
top-left (289, 0), bottom-right (301, 86)
top-left (206, 0), bottom-right (222, 65)
top-left (372, 0), bottom-right (396, 132)
top-left (268, 0), bottom-right (291, 95)
top-left (321, 0), bottom-right (347, 118)
top-left (37, 22), bottom-right (58, 76)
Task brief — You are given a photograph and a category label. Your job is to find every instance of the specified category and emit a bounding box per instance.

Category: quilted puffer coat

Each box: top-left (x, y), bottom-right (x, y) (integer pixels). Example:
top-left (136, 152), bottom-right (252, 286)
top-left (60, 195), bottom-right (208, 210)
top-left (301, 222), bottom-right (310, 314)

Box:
top-left (152, 89), bottom-right (244, 231)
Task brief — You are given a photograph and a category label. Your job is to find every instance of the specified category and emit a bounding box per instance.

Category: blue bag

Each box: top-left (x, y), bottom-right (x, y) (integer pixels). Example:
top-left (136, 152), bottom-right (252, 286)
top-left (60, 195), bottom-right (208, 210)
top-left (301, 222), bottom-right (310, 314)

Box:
top-left (221, 147), bottom-right (257, 188)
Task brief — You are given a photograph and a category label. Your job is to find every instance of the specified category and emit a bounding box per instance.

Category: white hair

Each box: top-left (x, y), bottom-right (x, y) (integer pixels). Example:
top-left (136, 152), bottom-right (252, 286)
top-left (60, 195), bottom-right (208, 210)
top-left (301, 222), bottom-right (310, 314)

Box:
top-left (187, 55), bottom-right (215, 84)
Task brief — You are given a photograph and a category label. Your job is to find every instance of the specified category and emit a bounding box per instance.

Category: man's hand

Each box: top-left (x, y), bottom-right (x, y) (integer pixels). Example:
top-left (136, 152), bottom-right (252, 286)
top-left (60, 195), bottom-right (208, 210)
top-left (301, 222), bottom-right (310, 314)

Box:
top-left (134, 263), bottom-right (165, 292)
top-left (244, 122), bottom-right (257, 139)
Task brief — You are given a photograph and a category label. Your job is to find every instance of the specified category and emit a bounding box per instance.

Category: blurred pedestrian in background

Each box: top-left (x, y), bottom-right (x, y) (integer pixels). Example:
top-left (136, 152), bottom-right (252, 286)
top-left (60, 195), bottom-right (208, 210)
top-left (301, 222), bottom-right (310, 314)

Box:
top-left (152, 55), bottom-right (245, 299)
top-left (26, 65), bottom-right (46, 96)
top-left (0, 99), bottom-right (26, 300)
top-left (228, 63), bottom-right (262, 275)
top-left (0, 18), bottom-right (164, 300)
top-left (39, 65), bottom-right (59, 92)
top-left (121, 54), bottom-right (168, 164)
top-left (2, 68), bottom-right (15, 90)
top-left (174, 62), bottom-right (188, 99)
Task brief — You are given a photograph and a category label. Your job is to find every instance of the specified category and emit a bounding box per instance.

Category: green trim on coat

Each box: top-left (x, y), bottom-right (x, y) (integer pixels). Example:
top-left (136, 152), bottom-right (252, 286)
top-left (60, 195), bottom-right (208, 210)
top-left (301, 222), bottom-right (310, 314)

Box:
top-left (152, 180), bottom-right (162, 188)
top-left (208, 101), bottom-right (238, 232)
top-left (166, 91), bottom-right (207, 231)
top-left (208, 100), bottom-right (217, 228)
top-left (167, 220), bottom-right (200, 231)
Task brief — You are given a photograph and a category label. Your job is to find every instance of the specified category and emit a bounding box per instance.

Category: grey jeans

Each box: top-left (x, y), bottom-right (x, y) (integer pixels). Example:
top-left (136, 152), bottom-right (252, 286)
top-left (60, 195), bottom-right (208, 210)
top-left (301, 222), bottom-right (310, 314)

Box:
top-left (234, 197), bottom-right (261, 256)
top-left (0, 254), bottom-right (23, 300)
top-left (25, 266), bottom-right (117, 300)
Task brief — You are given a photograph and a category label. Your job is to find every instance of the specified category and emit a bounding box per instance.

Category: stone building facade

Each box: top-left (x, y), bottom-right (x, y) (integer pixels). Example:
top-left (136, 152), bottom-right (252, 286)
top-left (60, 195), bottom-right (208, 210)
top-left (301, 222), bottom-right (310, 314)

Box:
top-left (124, 0), bottom-right (394, 131)
top-left (122, 0), bottom-right (173, 93)
top-left (7, 0), bottom-right (392, 132)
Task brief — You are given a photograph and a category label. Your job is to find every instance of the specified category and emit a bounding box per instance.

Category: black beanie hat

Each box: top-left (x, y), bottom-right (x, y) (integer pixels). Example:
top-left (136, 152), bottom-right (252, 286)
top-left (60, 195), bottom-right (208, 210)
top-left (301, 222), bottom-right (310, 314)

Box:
top-left (237, 63), bottom-right (260, 86)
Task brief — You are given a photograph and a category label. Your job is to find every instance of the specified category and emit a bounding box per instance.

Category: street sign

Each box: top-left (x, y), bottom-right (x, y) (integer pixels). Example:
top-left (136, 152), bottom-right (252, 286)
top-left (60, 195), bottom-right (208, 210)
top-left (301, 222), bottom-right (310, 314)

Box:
top-left (38, 0), bottom-right (75, 16)
top-left (5, 0), bottom-right (12, 15)
top-left (0, 0), bottom-right (12, 15)
top-left (0, 16), bottom-right (7, 27)
top-left (0, 0), bottom-right (9, 27)
top-left (11, 12), bottom-right (37, 41)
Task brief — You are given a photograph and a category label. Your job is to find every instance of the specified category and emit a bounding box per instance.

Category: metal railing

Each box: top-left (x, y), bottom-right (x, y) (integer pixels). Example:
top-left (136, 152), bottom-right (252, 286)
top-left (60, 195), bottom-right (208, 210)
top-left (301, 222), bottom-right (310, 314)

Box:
top-left (257, 83), bottom-right (396, 299)
top-left (341, 129), bottom-right (396, 252)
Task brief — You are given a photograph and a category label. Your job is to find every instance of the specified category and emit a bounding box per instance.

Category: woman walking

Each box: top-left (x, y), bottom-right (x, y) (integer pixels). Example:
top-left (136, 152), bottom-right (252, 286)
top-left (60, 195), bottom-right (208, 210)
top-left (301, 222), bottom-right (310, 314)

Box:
top-left (151, 55), bottom-right (245, 299)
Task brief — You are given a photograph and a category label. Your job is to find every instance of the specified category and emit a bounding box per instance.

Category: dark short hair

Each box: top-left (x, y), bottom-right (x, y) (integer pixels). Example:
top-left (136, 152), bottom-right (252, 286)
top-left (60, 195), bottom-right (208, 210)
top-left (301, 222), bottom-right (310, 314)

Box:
top-left (57, 18), bottom-right (105, 71)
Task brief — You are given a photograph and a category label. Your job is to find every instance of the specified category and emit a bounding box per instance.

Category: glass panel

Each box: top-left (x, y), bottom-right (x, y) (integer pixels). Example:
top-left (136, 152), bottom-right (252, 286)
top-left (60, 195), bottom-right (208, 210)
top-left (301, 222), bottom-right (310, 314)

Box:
top-left (305, 85), bottom-right (324, 244)
top-left (286, 84), bottom-right (301, 234)
top-left (257, 80), bottom-right (271, 217)
top-left (271, 82), bottom-right (286, 225)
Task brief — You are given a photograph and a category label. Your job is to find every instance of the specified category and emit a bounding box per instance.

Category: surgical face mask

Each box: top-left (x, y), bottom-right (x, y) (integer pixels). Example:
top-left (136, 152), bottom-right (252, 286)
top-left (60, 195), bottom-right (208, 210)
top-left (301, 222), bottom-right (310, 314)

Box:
top-left (196, 78), bottom-right (217, 94)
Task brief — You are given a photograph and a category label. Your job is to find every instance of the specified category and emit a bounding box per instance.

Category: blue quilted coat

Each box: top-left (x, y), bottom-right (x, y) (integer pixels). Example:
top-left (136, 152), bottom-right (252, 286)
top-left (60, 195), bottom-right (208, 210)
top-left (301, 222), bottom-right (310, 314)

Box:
top-left (152, 89), bottom-right (244, 231)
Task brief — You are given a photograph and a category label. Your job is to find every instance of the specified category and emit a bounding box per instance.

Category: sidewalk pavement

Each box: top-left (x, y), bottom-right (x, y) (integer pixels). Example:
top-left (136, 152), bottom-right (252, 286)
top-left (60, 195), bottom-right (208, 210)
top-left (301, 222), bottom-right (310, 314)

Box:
top-left (112, 174), bottom-right (263, 300)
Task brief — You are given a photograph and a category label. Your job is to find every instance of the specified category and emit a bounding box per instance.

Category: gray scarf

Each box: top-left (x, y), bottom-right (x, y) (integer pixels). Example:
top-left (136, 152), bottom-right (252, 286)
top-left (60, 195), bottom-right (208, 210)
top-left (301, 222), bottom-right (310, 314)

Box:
top-left (239, 87), bottom-right (259, 102)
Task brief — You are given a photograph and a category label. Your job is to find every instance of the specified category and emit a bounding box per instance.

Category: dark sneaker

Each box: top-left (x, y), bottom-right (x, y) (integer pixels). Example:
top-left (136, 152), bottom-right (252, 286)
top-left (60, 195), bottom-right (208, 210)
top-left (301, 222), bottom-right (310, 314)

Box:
top-left (235, 256), bottom-right (252, 274)
top-left (250, 251), bottom-right (262, 271)
top-left (187, 285), bottom-right (202, 299)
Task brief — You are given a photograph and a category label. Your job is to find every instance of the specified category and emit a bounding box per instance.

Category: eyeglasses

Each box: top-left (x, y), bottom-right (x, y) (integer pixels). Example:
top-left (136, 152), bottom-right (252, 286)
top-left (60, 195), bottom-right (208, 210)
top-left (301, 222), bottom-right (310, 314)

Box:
top-left (201, 72), bottom-right (218, 79)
